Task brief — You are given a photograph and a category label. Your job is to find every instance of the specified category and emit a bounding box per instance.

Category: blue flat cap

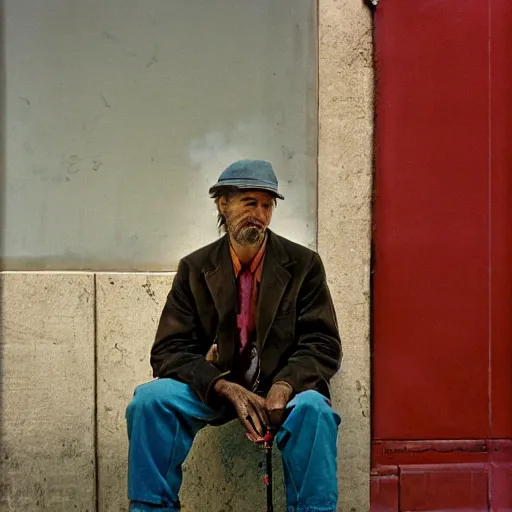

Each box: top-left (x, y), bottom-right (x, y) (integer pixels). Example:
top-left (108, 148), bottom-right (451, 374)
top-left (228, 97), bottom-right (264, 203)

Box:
top-left (209, 159), bottom-right (284, 200)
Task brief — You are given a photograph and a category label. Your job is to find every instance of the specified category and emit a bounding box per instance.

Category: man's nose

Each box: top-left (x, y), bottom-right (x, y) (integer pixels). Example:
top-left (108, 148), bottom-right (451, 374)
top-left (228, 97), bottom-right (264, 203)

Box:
top-left (254, 204), bottom-right (268, 221)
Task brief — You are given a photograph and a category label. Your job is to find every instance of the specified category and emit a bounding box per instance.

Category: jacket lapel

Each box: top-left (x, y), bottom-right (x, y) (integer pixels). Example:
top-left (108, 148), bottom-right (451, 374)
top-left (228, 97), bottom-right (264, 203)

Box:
top-left (256, 231), bottom-right (291, 352)
top-left (204, 236), bottom-right (237, 368)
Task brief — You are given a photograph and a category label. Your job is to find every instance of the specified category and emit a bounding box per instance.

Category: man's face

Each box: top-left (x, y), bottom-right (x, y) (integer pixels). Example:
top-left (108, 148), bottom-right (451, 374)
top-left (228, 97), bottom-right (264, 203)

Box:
top-left (220, 190), bottom-right (275, 246)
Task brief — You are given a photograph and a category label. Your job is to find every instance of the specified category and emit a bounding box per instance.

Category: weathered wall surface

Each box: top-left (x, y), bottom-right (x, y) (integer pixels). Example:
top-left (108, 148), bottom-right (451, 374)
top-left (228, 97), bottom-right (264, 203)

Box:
top-left (95, 274), bottom-right (170, 512)
top-left (0, 1), bottom-right (373, 511)
top-left (318, 0), bottom-right (373, 510)
top-left (0, 274), bottom-right (96, 512)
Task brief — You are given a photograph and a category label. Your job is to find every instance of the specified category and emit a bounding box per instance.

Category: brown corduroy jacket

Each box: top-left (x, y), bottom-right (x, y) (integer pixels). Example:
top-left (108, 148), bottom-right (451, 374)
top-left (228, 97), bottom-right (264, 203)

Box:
top-left (150, 230), bottom-right (342, 407)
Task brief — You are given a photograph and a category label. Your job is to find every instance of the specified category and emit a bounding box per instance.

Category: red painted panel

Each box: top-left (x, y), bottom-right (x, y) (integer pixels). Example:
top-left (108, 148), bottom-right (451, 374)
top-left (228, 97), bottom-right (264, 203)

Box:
top-left (490, 465), bottom-right (512, 512)
top-left (489, 441), bottom-right (512, 511)
top-left (490, 0), bottom-right (512, 438)
top-left (370, 440), bottom-right (512, 511)
top-left (400, 464), bottom-right (489, 511)
top-left (372, 0), bottom-right (512, 507)
top-left (373, 0), bottom-right (491, 439)
top-left (370, 474), bottom-right (399, 512)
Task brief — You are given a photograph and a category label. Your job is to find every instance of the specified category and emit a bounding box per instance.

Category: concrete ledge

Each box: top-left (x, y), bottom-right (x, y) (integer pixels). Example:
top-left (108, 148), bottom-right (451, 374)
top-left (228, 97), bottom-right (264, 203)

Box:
top-left (96, 273), bottom-right (286, 511)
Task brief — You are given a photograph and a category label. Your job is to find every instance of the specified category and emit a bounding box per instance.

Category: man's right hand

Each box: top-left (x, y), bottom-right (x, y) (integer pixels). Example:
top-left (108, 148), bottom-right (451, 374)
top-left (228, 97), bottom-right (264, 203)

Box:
top-left (214, 379), bottom-right (268, 442)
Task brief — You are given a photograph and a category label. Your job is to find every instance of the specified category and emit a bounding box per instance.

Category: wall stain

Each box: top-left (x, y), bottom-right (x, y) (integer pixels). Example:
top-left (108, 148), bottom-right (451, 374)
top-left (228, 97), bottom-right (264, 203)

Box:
top-left (34, 481), bottom-right (45, 509)
top-left (281, 145), bottom-right (295, 160)
top-left (145, 45), bottom-right (159, 69)
top-left (100, 93), bottom-right (111, 108)
top-left (356, 380), bottom-right (369, 418)
top-left (61, 439), bottom-right (83, 460)
top-left (64, 154), bottom-right (81, 175)
top-left (78, 287), bottom-right (91, 304)
top-left (102, 31), bottom-right (119, 43)
top-left (142, 279), bottom-right (157, 304)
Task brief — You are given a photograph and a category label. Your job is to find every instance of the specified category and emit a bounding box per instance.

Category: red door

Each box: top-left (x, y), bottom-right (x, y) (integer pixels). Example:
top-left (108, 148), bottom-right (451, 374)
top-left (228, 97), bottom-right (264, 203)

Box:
top-left (371, 1), bottom-right (512, 509)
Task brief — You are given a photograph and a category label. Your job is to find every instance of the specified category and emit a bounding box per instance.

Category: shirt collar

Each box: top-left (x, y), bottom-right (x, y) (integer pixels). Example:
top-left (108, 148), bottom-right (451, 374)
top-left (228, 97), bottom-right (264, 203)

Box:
top-left (229, 234), bottom-right (267, 280)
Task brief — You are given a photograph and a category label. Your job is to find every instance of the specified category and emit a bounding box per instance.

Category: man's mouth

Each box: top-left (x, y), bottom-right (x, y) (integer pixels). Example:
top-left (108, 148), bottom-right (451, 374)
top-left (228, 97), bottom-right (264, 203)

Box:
top-left (245, 220), bottom-right (263, 229)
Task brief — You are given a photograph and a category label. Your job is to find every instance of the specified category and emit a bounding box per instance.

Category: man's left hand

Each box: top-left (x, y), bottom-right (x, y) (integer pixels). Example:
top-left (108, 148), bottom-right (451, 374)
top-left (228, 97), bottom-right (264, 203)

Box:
top-left (265, 381), bottom-right (293, 428)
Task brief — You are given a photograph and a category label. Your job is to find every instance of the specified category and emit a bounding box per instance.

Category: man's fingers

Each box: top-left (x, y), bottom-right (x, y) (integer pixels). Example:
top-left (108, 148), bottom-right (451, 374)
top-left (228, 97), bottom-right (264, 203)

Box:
top-left (251, 397), bottom-right (270, 430)
top-left (226, 386), bottom-right (270, 441)
top-left (245, 431), bottom-right (258, 443)
top-left (242, 413), bottom-right (263, 442)
top-left (248, 410), bottom-right (264, 437)
top-left (247, 401), bottom-right (269, 438)
top-left (260, 407), bottom-right (270, 428)
top-left (265, 392), bottom-right (287, 426)
top-left (268, 407), bottom-right (284, 427)
top-left (237, 406), bottom-right (258, 440)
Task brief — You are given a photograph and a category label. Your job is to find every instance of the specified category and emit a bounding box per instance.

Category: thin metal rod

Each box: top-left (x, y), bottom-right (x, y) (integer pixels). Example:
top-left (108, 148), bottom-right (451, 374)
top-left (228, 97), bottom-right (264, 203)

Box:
top-left (266, 445), bottom-right (273, 512)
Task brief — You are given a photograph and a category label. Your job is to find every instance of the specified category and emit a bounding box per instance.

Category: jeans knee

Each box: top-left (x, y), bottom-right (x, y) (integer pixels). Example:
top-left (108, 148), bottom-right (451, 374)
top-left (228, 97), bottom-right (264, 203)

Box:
top-left (290, 390), bottom-right (340, 424)
top-left (127, 379), bottom-right (176, 417)
top-left (293, 390), bottom-right (328, 409)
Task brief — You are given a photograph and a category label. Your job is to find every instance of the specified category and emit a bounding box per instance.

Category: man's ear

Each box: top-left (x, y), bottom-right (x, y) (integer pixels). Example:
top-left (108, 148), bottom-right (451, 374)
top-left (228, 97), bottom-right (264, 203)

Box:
top-left (218, 196), bottom-right (229, 214)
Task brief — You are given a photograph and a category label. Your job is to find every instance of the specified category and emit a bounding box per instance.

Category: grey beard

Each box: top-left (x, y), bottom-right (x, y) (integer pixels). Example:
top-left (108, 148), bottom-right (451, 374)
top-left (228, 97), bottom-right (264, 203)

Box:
top-left (232, 225), bottom-right (264, 246)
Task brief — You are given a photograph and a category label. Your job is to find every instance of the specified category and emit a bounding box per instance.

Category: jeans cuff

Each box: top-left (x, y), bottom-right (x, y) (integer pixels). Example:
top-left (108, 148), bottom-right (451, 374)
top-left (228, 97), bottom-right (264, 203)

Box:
top-left (288, 507), bottom-right (336, 512)
top-left (130, 501), bottom-right (179, 512)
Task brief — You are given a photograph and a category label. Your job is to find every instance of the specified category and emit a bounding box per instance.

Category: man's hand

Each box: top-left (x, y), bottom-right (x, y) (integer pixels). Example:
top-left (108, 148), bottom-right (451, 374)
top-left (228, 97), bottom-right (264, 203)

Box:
top-left (214, 379), bottom-right (268, 442)
top-left (265, 381), bottom-right (294, 428)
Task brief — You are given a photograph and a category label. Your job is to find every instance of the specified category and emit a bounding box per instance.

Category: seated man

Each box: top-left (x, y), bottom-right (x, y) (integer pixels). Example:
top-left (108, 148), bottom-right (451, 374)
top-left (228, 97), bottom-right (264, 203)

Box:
top-left (126, 159), bottom-right (342, 512)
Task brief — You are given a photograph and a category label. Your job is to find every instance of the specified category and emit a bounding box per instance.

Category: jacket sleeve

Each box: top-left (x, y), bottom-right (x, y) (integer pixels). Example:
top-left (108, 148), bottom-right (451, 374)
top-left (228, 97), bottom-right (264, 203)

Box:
top-left (272, 252), bottom-right (342, 395)
top-left (150, 259), bottom-right (226, 405)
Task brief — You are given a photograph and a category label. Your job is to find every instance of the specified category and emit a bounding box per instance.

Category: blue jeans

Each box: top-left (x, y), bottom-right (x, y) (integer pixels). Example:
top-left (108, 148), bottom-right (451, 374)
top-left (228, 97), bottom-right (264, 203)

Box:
top-left (126, 379), bottom-right (341, 512)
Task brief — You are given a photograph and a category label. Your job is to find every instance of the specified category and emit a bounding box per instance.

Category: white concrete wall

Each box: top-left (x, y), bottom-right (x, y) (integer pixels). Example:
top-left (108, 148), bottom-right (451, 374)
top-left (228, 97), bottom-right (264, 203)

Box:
top-left (96, 274), bottom-right (166, 511)
top-left (0, 0), bottom-right (373, 510)
top-left (4, 0), bottom-right (317, 271)
top-left (0, 274), bottom-right (96, 512)
top-left (318, 0), bottom-right (374, 509)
